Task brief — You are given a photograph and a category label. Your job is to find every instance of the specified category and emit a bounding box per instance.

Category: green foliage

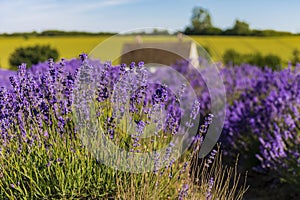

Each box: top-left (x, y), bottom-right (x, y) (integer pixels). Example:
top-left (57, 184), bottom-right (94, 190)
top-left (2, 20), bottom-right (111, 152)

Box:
top-left (223, 49), bottom-right (282, 70)
top-left (0, 121), bottom-right (116, 199)
top-left (223, 49), bottom-right (243, 65)
top-left (191, 7), bottom-right (212, 32)
top-left (291, 49), bottom-right (300, 66)
top-left (0, 99), bottom-right (247, 199)
top-left (204, 27), bottom-right (223, 35)
top-left (251, 29), bottom-right (293, 37)
top-left (185, 7), bottom-right (222, 35)
top-left (224, 20), bottom-right (251, 36)
top-left (0, 31), bottom-right (38, 38)
top-left (233, 20), bottom-right (250, 35)
top-left (246, 53), bottom-right (265, 66)
top-left (0, 123), bottom-right (247, 199)
top-left (0, 30), bottom-right (116, 37)
top-left (117, 148), bottom-right (248, 200)
top-left (40, 30), bottom-right (115, 36)
top-left (246, 53), bottom-right (281, 70)
top-left (262, 54), bottom-right (282, 70)
top-left (151, 28), bottom-right (170, 35)
top-left (9, 45), bottom-right (59, 70)
top-left (185, 7), bottom-right (294, 36)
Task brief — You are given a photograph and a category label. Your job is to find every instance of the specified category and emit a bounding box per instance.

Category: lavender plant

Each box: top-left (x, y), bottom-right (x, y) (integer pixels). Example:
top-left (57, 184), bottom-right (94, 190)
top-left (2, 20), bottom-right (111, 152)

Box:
top-left (221, 64), bottom-right (300, 194)
top-left (168, 59), bottom-right (300, 196)
top-left (0, 55), bottom-right (247, 199)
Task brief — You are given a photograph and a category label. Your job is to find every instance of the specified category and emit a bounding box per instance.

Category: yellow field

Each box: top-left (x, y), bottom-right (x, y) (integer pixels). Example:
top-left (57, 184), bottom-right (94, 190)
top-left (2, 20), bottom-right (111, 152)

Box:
top-left (192, 36), bottom-right (300, 62)
top-left (1, 35), bottom-right (300, 69)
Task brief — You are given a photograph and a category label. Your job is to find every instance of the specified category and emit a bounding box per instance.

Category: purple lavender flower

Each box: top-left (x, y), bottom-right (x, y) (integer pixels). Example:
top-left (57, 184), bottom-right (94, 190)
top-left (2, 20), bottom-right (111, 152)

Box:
top-left (206, 177), bottom-right (214, 200)
top-left (178, 184), bottom-right (189, 200)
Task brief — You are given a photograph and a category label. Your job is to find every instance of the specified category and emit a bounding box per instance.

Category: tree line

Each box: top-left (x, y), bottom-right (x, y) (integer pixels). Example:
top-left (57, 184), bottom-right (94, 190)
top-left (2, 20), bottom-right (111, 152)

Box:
top-left (0, 30), bottom-right (116, 37)
top-left (184, 7), bottom-right (296, 36)
top-left (0, 7), bottom-right (298, 37)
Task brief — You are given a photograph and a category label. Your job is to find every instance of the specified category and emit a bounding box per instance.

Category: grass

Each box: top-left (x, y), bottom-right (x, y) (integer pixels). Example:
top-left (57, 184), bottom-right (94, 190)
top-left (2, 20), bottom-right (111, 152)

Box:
top-left (0, 123), bottom-right (248, 199)
top-left (0, 103), bottom-right (248, 199)
top-left (0, 63), bottom-right (248, 199)
top-left (1, 35), bottom-right (300, 69)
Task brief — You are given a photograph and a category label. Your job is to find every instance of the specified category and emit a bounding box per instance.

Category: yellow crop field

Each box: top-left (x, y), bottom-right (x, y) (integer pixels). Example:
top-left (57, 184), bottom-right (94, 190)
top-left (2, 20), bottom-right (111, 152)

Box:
top-left (191, 36), bottom-right (300, 63)
top-left (1, 35), bottom-right (300, 69)
top-left (0, 36), bottom-right (109, 69)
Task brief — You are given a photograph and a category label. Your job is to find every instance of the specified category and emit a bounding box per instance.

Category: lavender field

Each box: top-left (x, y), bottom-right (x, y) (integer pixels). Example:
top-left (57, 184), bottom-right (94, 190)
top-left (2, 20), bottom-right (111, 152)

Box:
top-left (0, 53), bottom-right (299, 199)
top-left (2, 0), bottom-right (300, 199)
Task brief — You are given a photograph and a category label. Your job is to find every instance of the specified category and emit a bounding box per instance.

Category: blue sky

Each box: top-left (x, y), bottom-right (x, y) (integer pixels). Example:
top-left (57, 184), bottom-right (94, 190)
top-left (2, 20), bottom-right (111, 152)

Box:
top-left (0, 0), bottom-right (299, 33)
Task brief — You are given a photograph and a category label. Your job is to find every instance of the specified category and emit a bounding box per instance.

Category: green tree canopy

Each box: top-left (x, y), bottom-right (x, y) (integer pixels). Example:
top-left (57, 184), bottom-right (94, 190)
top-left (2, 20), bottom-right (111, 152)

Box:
top-left (184, 7), bottom-right (222, 35)
top-left (233, 20), bottom-right (250, 35)
top-left (191, 7), bottom-right (212, 32)
top-left (9, 45), bottom-right (59, 70)
top-left (224, 20), bottom-right (251, 35)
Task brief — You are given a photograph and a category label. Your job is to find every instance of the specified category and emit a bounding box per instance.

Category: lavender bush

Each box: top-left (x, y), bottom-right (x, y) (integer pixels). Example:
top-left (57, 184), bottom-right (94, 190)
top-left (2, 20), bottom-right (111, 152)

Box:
top-left (167, 60), bottom-right (300, 196)
top-left (0, 55), bottom-right (247, 199)
top-left (221, 64), bottom-right (300, 195)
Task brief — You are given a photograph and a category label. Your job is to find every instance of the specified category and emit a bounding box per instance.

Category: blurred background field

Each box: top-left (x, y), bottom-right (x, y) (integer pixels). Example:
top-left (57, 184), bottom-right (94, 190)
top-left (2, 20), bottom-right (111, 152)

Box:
top-left (1, 35), bottom-right (300, 69)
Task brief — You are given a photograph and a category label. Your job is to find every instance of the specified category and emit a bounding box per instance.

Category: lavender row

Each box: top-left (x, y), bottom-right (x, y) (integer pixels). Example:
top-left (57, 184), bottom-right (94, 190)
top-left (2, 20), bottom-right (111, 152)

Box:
top-left (1, 56), bottom-right (299, 190)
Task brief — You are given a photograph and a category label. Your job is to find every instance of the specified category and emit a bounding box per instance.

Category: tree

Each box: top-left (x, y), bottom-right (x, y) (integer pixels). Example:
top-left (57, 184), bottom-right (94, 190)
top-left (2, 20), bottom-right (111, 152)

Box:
top-left (233, 20), bottom-right (250, 35)
top-left (151, 28), bottom-right (169, 35)
top-left (224, 20), bottom-right (251, 35)
top-left (9, 45), bottom-right (59, 70)
top-left (204, 27), bottom-right (223, 35)
top-left (185, 7), bottom-right (214, 35)
top-left (192, 7), bottom-right (212, 31)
